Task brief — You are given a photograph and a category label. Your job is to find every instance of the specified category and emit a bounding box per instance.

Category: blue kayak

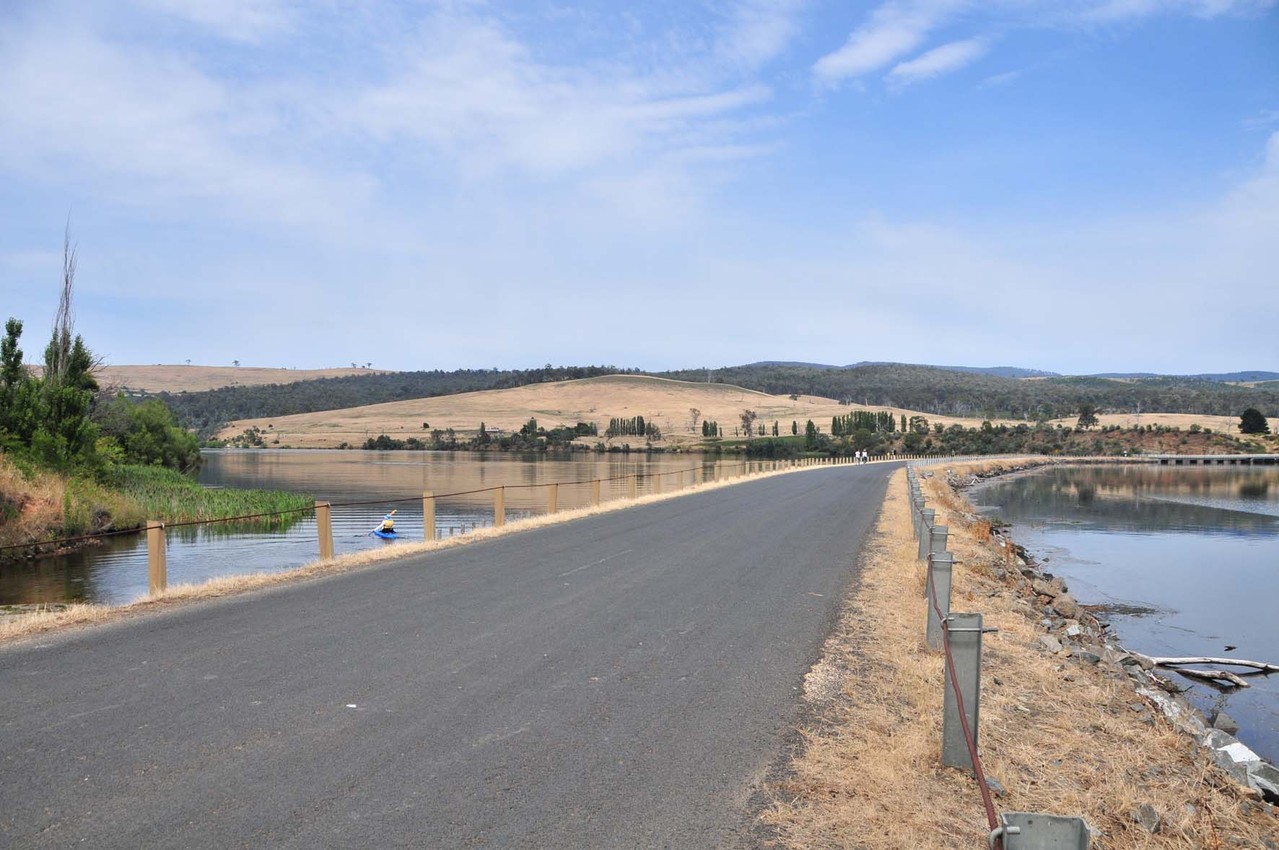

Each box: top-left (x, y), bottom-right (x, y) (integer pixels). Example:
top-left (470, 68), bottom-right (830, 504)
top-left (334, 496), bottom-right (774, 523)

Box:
top-left (370, 529), bottom-right (398, 540)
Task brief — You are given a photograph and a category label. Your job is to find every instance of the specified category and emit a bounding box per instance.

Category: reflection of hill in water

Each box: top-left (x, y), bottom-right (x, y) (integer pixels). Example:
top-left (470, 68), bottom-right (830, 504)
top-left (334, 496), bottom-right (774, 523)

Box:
top-left (978, 466), bottom-right (1279, 536)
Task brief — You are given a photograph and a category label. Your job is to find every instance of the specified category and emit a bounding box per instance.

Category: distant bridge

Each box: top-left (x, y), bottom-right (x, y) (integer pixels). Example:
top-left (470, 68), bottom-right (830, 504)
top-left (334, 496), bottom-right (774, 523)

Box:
top-left (1143, 454), bottom-right (1278, 466)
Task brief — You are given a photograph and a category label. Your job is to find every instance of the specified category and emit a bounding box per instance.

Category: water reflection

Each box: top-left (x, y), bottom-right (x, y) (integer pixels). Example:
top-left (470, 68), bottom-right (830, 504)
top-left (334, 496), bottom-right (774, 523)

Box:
top-left (977, 465), bottom-right (1279, 536)
top-left (1, 450), bottom-right (748, 608)
top-left (975, 464), bottom-right (1279, 763)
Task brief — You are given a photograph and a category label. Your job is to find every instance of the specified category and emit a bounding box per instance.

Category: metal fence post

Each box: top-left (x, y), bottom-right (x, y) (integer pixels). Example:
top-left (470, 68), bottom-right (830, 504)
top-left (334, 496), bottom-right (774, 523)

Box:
top-left (147, 520), bottom-right (167, 594)
top-left (917, 509), bottom-right (936, 558)
top-left (423, 491), bottom-right (436, 540)
top-left (316, 500), bottom-right (333, 560)
top-left (926, 553), bottom-right (954, 649)
top-left (494, 486), bottom-right (505, 527)
top-left (942, 612), bottom-right (983, 773)
top-left (930, 524), bottom-right (949, 559)
top-left (547, 483), bottom-right (558, 515)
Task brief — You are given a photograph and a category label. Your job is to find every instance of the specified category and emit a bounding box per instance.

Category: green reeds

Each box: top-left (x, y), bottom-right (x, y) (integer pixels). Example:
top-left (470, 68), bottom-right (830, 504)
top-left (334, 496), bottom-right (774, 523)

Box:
top-left (106, 466), bottom-right (312, 531)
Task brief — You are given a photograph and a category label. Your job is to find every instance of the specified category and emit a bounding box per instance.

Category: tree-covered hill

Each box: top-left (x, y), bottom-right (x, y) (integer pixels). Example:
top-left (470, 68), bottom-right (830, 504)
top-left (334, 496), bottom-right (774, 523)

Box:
top-left (156, 361), bottom-right (1279, 438)
top-left (663, 364), bottom-right (1279, 420)
top-left (160, 365), bottom-right (635, 437)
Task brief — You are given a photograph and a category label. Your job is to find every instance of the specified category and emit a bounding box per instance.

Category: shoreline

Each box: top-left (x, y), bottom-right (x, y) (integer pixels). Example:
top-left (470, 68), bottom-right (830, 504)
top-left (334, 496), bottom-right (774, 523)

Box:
top-left (762, 460), bottom-right (1278, 848)
top-left (0, 459), bottom-right (812, 642)
top-left (953, 461), bottom-right (1279, 794)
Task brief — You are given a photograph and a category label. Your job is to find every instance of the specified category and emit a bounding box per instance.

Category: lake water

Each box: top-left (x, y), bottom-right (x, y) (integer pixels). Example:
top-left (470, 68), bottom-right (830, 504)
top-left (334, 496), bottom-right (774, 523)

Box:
top-left (972, 464), bottom-right (1279, 764)
top-left (0, 450), bottom-right (750, 608)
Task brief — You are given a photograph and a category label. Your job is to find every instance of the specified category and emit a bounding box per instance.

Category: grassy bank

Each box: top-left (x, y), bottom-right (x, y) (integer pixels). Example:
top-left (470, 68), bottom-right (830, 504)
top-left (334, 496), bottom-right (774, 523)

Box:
top-left (0, 455), bottom-right (312, 558)
top-left (762, 462), bottom-right (1277, 847)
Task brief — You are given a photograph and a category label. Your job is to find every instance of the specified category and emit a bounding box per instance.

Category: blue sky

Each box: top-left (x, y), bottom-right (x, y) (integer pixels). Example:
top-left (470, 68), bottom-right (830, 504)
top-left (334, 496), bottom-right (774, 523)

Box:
top-left (1, 0), bottom-right (1276, 375)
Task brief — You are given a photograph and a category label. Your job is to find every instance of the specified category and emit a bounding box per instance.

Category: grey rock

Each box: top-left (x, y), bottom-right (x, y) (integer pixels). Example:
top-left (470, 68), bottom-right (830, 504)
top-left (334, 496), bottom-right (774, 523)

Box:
top-left (1203, 729), bottom-right (1238, 751)
top-left (1073, 649), bottom-right (1102, 666)
top-left (1131, 803), bottom-right (1161, 833)
top-left (1246, 762), bottom-right (1279, 801)
top-left (1054, 593), bottom-right (1080, 619)
top-left (1211, 710), bottom-right (1240, 735)
top-left (1032, 579), bottom-right (1059, 598)
top-left (1211, 746), bottom-right (1252, 786)
top-left (984, 776), bottom-right (1007, 797)
top-left (1038, 635), bottom-right (1063, 654)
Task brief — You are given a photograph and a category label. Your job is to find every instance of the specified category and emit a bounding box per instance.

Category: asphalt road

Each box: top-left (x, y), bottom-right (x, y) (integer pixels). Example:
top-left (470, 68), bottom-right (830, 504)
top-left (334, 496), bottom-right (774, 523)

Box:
top-left (1, 463), bottom-right (896, 849)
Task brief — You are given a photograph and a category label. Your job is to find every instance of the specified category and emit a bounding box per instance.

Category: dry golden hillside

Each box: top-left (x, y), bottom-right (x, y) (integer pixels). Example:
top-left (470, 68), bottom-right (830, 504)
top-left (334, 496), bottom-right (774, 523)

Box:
top-left (218, 374), bottom-right (1018, 448)
top-left (87, 364), bottom-right (392, 394)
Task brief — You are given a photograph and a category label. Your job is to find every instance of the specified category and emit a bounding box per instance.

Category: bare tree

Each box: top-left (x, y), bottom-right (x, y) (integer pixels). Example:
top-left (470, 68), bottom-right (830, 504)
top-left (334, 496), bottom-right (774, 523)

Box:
top-left (689, 407), bottom-right (701, 433)
top-left (46, 224), bottom-right (78, 383)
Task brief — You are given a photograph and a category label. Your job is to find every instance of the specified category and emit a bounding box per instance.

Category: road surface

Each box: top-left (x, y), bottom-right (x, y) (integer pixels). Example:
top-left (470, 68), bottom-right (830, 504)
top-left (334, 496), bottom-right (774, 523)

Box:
top-left (1, 464), bottom-right (896, 848)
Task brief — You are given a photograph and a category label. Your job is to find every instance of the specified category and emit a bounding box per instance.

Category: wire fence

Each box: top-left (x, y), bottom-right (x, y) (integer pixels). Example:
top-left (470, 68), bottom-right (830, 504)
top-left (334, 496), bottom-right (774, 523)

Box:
top-left (0, 451), bottom-right (968, 560)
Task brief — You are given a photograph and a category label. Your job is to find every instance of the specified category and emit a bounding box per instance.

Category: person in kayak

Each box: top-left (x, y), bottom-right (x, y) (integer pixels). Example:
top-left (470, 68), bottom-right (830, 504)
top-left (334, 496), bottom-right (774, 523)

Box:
top-left (378, 511), bottom-right (396, 534)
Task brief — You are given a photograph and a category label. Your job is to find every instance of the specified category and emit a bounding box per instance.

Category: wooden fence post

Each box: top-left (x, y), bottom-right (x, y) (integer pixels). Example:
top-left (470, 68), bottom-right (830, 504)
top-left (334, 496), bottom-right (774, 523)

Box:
top-left (547, 483), bottom-right (558, 515)
top-left (147, 520), bottom-right (167, 594)
top-left (494, 486), bottom-right (505, 527)
top-left (592, 479), bottom-right (601, 506)
top-left (316, 501), bottom-right (333, 560)
top-left (653, 473), bottom-right (662, 495)
top-left (423, 491), bottom-right (435, 540)
top-left (628, 475), bottom-right (638, 500)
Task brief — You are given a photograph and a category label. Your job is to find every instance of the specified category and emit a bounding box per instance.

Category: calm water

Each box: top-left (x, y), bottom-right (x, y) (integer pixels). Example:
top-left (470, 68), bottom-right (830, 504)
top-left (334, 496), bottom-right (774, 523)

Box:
top-left (0, 450), bottom-right (745, 608)
top-left (973, 464), bottom-right (1279, 763)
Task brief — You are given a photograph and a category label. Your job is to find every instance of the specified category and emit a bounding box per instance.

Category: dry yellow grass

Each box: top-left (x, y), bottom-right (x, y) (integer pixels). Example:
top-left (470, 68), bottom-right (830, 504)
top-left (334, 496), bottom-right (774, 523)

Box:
top-left (762, 464), bottom-right (1278, 848)
top-left (1047, 412), bottom-right (1244, 434)
top-left (82, 364), bottom-right (390, 393)
top-left (218, 374), bottom-right (1020, 449)
top-left (0, 457), bottom-right (66, 549)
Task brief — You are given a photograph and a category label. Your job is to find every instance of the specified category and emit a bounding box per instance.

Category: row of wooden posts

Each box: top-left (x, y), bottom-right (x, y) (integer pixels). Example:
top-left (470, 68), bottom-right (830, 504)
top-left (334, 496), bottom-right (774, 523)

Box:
top-left (145, 453), bottom-right (897, 595)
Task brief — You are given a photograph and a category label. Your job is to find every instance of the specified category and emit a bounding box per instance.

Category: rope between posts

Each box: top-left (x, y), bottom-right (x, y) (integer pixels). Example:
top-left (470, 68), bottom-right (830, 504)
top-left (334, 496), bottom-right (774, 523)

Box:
top-left (929, 563), bottom-right (1000, 837)
top-left (915, 469), bottom-right (1002, 847)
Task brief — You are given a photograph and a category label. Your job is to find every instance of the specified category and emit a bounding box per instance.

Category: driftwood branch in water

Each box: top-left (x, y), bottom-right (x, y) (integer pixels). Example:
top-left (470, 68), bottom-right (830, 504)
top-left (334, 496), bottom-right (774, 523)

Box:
top-left (1143, 656), bottom-right (1279, 673)
top-left (1170, 668), bottom-right (1251, 688)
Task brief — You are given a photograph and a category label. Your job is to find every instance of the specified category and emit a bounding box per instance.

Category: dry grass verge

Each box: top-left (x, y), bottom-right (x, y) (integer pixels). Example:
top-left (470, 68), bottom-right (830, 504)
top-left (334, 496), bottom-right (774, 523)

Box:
top-left (0, 461), bottom-right (808, 644)
top-left (762, 463), bottom-right (1278, 849)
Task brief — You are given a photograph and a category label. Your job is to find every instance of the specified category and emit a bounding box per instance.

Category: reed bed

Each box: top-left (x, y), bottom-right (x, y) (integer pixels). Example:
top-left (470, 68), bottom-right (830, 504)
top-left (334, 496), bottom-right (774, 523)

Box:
top-left (105, 465), bottom-right (312, 528)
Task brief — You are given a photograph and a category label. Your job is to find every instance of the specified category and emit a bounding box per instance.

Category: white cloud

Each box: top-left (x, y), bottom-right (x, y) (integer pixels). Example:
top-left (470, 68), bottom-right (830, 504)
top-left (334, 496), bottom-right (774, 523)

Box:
top-left (812, 4), bottom-right (945, 84)
top-left (815, 0), bottom-right (1277, 88)
top-left (715, 0), bottom-right (807, 68)
top-left (887, 37), bottom-right (988, 85)
top-left (347, 13), bottom-right (775, 190)
top-left (130, 0), bottom-right (297, 42)
top-left (0, 23), bottom-right (371, 230)
top-left (1080, 0), bottom-right (1276, 22)
top-left (1265, 130), bottom-right (1279, 171)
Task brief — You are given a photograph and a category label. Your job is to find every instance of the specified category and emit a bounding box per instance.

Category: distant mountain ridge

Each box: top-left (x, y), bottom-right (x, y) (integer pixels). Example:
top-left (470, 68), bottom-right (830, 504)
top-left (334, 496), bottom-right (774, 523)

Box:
top-left (1093, 371), bottom-right (1279, 383)
top-left (746, 361), bottom-right (1059, 378)
top-left (750, 362), bottom-right (1277, 382)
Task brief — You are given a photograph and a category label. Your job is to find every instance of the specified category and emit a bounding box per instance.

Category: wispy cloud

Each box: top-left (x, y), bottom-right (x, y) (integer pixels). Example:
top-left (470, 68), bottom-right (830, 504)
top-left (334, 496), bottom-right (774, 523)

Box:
top-left (812, 2), bottom-right (953, 84)
top-left (130, 0), bottom-right (297, 42)
top-left (714, 0), bottom-right (807, 69)
top-left (888, 37), bottom-right (988, 85)
top-left (0, 21), bottom-right (369, 230)
top-left (1080, 0), bottom-right (1276, 23)
top-left (814, 0), bottom-right (1277, 88)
